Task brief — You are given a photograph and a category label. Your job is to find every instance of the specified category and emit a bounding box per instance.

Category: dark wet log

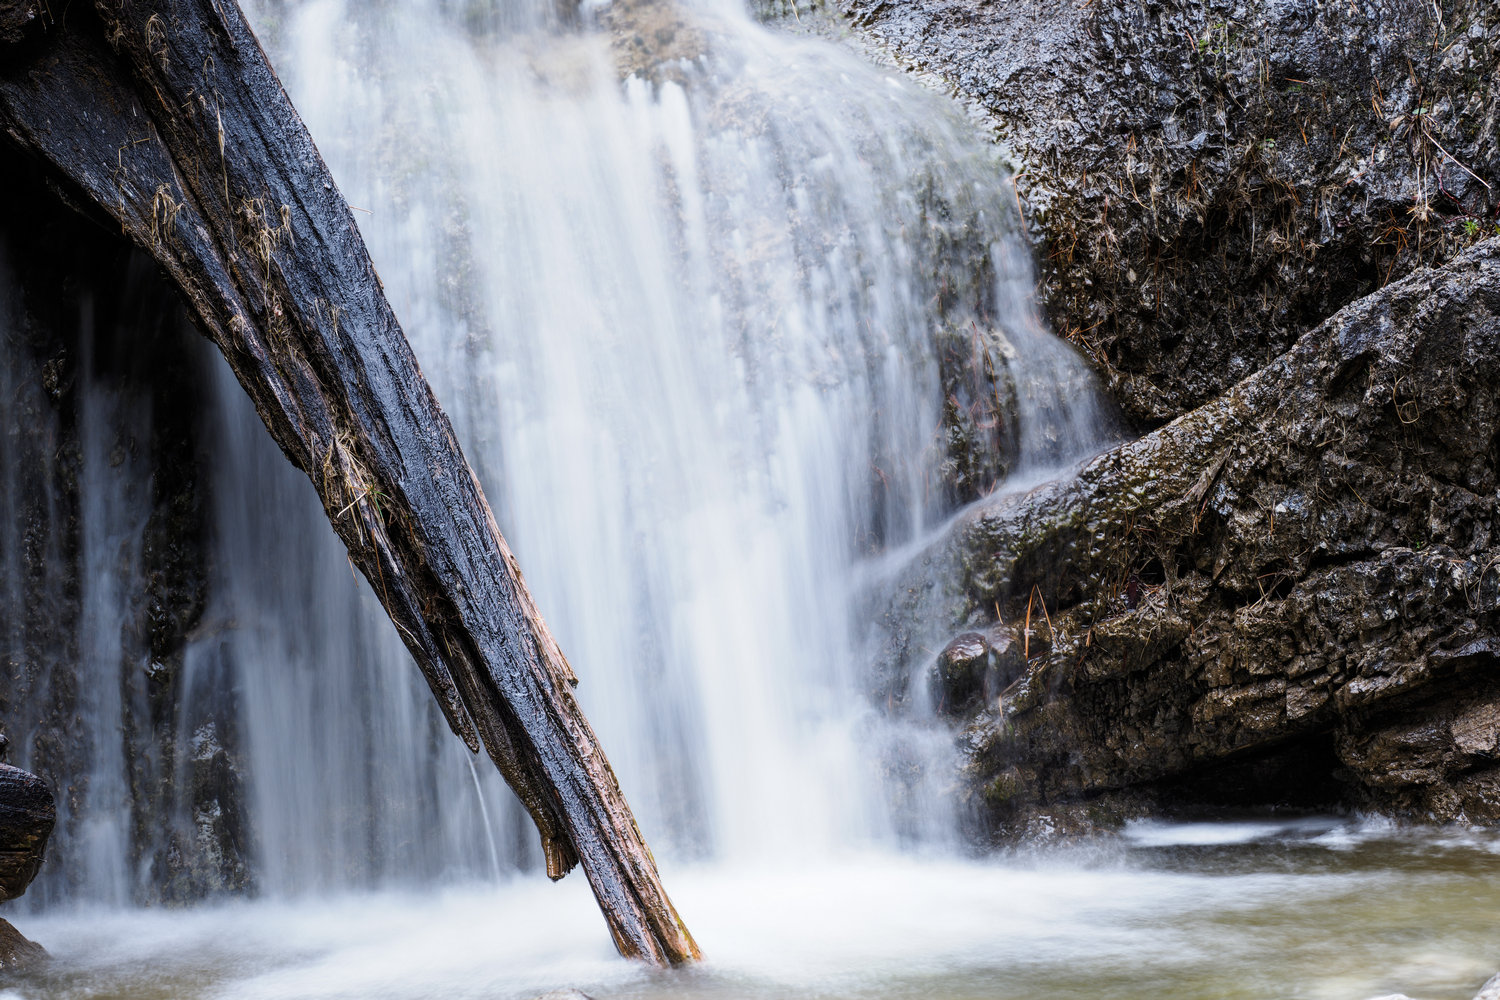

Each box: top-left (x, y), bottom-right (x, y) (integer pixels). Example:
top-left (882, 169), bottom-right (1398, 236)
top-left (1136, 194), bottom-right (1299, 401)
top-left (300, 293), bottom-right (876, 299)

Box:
top-left (0, 763), bottom-right (54, 902)
top-left (0, 1), bottom-right (699, 965)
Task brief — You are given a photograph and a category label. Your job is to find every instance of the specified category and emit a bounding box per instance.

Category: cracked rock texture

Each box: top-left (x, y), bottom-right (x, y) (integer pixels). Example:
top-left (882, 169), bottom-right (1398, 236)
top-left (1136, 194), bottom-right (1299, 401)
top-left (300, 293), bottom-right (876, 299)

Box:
top-left (881, 241), bottom-right (1500, 836)
top-left (842, 0), bottom-right (1499, 429)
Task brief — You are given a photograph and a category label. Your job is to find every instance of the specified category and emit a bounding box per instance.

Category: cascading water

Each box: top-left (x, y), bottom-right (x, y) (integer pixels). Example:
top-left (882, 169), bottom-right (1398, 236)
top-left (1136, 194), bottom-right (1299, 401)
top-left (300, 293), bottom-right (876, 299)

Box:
top-left (224, 0), bottom-right (1114, 873)
top-left (4, 0), bottom-right (1115, 909)
top-left (0, 0), bottom-right (1119, 901)
top-left (7, 5), bottom-right (1500, 1000)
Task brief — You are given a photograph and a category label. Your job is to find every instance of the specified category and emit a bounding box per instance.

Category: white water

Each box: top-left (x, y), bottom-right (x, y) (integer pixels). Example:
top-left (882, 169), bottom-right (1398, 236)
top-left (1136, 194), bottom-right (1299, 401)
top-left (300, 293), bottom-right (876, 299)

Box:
top-left (12, 821), bottom-right (1500, 999)
top-left (0, 0), bottom-right (1119, 912)
top-left (1, 0), bottom-right (1119, 911)
top-left (211, 0), bottom-right (1114, 882)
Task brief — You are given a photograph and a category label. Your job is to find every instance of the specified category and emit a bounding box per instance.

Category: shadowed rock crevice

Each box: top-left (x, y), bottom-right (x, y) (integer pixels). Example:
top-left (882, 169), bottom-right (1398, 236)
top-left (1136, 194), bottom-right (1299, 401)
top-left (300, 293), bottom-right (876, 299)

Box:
top-left (0, 153), bottom-right (241, 904)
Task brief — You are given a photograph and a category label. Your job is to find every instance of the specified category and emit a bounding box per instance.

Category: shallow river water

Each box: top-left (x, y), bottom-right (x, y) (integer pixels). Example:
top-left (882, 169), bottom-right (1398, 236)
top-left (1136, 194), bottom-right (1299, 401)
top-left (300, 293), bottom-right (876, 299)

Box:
top-left (7, 818), bottom-right (1500, 1000)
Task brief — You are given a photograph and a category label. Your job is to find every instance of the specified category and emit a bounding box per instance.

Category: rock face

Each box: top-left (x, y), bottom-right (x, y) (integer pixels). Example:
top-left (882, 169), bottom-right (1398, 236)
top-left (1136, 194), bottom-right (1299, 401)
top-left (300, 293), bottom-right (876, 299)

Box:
top-left (0, 762), bottom-right (54, 901)
top-left (0, 917), bottom-right (46, 974)
top-left (843, 0), bottom-right (1498, 428)
top-left (877, 241), bottom-right (1500, 835)
top-left (0, 157), bottom-right (248, 904)
top-left (837, 0), bottom-right (1500, 837)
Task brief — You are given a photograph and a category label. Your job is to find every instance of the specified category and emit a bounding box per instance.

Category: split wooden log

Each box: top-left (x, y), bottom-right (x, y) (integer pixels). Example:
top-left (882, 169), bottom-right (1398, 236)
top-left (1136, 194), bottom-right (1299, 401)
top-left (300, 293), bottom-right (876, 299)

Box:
top-left (0, 1), bottom-right (699, 966)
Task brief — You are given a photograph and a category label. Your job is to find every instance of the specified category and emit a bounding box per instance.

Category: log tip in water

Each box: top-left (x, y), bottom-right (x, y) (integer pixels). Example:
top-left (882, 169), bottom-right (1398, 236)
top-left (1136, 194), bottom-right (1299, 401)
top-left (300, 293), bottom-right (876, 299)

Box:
top-left (0, 0), bottom-right (696, 967)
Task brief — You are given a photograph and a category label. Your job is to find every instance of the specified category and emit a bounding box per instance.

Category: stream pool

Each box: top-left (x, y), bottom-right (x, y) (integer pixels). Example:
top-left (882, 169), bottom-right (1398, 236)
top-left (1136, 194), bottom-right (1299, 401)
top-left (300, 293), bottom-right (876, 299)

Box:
top-left (5, 817), bottom-right (1499, 1000)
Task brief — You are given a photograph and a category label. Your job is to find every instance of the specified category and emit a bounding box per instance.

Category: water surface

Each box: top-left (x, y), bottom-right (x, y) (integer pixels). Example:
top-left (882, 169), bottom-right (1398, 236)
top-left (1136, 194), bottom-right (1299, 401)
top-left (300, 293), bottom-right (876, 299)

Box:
top-left (7, 820), bottom-right (1499, 1000)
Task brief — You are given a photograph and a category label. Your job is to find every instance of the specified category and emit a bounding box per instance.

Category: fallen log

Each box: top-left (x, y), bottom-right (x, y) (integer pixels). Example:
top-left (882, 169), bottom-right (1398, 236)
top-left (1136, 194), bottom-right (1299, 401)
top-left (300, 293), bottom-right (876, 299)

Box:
top-left (0, 1), bottom-right (699, 965)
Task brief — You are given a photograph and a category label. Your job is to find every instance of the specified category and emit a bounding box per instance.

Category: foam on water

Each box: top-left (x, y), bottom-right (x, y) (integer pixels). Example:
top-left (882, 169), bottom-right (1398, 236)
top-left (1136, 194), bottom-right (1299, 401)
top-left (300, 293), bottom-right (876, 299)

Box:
top-left (9, 825), bottom-right (1500, 999)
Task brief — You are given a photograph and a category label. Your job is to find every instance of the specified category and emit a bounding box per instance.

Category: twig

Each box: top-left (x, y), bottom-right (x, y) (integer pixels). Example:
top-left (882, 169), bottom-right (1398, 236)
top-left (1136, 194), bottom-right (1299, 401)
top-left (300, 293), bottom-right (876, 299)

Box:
top-left (1422, 121), bottom-right (1493, 192)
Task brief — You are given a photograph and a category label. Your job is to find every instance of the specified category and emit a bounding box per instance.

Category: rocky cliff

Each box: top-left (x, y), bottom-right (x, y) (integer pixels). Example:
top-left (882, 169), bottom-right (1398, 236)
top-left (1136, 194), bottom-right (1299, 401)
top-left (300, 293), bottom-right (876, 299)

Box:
top-left (844, 0), bottom-right (1497, 427)
top-left (847, 0), bottom-right (1500, 835)
top-left (0, 157), bottom-right (249, 904)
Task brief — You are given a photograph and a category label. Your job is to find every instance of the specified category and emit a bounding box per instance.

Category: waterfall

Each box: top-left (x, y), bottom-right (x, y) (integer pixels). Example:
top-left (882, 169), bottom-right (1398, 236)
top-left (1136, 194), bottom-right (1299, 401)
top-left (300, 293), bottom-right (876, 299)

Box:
top-left (234, 0), bottom-right (1111, 868)
top-left (1, 0), bottom-right (1113, 906)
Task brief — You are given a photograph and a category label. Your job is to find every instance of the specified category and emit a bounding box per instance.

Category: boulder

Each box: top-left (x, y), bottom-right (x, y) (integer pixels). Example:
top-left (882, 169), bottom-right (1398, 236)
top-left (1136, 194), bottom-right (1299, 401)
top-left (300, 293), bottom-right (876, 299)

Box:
top-left (876, 240), bottom-right (1500, 836)
top-left (934, 631), bottom-right (991, 717)
top-left (843, 0), bottom-right (1498, 428)
top-left (0, 917), bottom-right (45, 974)
top-left (0, 762), bottom-right (55, 901)
top-left (932, 627), bottom-right (1029, 718)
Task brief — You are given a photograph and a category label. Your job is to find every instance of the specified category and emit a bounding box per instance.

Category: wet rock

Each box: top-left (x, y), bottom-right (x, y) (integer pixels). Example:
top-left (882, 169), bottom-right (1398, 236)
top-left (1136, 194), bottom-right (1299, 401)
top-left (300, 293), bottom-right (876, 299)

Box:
top-left (0, 917), bottom-right (46, 974)
top-left (933, 624), bottom-right (1029, 718)
top-left (597, 0), bottom-right (706, 83)
top-left (0, 159), bottom-right (240, 904)
top-left (0, 763), bottom-right (55, 901)
top-left (843, 0), bottom-right (1499, 428)
top-left (934, 631), bottom-right (991, 717)
top-left (1474, 972), bottom-right (1500, 1000)
top-left (987, 627), bottom-right (1027, 694)
top-left (877, 240), bottom-right (1500, 837)
top-left (0, 2), bottom-right (40, 47)
top-left (0, 733), bottom-right (8, 763)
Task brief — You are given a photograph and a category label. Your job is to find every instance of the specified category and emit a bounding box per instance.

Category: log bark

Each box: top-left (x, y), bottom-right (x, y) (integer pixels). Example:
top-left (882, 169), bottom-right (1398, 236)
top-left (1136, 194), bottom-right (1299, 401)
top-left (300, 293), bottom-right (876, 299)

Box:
top-left (0, 1), bottom-right (699, 965)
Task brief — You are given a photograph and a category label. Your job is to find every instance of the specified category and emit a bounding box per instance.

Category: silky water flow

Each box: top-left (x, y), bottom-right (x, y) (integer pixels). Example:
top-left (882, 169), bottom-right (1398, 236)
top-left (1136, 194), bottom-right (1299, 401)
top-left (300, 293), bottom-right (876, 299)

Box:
top-left (3, 3), bottom-right (1500, 1000)
top-left (224, 0), bottom-right (1115, 871)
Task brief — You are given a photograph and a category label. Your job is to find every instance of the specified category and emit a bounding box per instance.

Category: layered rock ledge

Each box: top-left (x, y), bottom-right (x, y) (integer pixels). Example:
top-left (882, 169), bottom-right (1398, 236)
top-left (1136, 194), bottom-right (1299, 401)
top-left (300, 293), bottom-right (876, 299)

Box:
top-left (883, 240), bottom-right (1499, 836)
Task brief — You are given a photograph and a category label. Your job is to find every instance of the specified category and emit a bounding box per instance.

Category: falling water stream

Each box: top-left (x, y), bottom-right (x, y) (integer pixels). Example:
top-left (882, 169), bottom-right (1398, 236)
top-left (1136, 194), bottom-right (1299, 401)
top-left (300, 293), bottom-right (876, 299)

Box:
top-left (3, 1), bottom-right (1500, 998)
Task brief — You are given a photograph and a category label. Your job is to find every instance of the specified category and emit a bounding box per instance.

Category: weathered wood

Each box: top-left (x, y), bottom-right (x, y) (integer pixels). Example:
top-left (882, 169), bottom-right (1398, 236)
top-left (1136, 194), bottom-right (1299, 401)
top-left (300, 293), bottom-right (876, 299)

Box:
top-left (0, 763), bottom-right (53, 903)
top-left (0, 1), bottom-right (699, 965)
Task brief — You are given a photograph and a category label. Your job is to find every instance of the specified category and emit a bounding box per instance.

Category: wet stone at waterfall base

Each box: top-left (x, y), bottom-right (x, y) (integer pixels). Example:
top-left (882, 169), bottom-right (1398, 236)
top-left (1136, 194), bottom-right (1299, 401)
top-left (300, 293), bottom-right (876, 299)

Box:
top-left (0, 752), bottom-right (55, 974)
